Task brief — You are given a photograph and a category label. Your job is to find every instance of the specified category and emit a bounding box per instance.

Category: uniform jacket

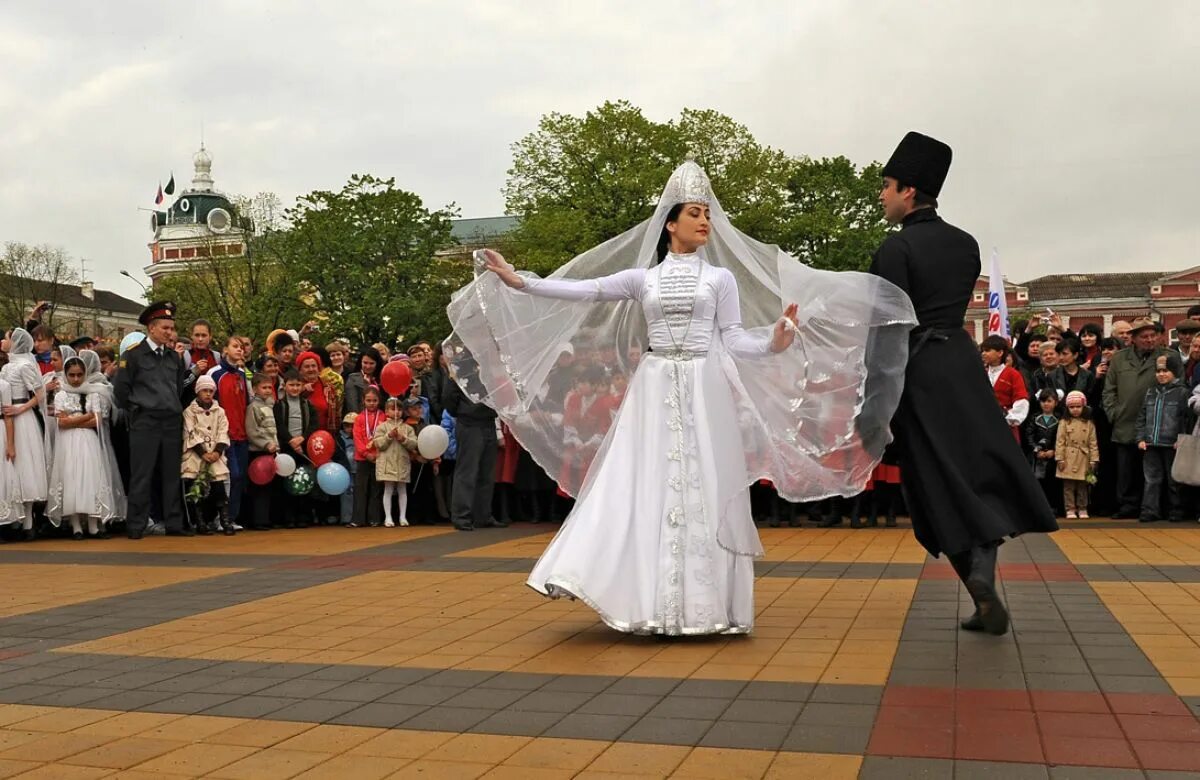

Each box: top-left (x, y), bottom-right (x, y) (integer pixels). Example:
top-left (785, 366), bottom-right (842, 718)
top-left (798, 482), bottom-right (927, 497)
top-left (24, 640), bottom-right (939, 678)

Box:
top-left (1136, 380), bottom-right (1188, 448)
top-left (182, 400), bottom-right (230, 480)
top-left (1055, 416), bottom-right (1099, 482)
top-left (114, 338), bottom-right (186, 415)
top-left (245, 396), bottom-right (277, 453)
top-left (373, 419), bottom-right (417, 482)
top-left (1103, 346), bottom-right (1172, 444)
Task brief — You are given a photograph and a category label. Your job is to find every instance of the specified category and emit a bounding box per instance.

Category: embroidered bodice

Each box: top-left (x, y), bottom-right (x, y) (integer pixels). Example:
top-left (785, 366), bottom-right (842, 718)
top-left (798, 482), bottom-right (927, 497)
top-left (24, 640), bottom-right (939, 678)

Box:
top-left (520, 253), bottom-right (772, 358)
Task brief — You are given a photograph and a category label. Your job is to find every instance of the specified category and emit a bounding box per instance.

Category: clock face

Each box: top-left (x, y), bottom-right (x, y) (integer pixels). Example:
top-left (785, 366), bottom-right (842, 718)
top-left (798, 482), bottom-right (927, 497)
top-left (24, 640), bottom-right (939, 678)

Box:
top-left (207, 207), bottom-right (230, 233)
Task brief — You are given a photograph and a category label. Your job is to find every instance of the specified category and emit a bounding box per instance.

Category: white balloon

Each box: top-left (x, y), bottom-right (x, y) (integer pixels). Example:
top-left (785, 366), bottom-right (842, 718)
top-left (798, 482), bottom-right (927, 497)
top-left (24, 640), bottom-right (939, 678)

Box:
top-left (417, 425), bottom-right (449, 460)
top-left (275, 453), bottom-right (297, 477)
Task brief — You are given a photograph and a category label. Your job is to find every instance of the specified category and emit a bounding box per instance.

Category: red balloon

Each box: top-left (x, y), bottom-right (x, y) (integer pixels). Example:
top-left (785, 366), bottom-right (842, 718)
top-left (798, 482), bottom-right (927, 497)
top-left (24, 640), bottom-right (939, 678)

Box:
top-left (306, 430), bottom-right (335, 466)
top-left (248, 455), bottom-right (276, 486)
top-left (381, 360), bottom-right (412, 397)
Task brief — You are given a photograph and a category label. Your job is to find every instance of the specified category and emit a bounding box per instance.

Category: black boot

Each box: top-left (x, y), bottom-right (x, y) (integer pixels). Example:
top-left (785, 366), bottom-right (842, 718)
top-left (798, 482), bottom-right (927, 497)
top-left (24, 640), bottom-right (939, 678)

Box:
top-left (194, 508), bottom-right (213, 535)
top-left (954, 545), bottom-right (1008, 635)
top-left (881, 485), bottom-right (897, 527)
top-left (496, 485), bottom-right (515, 525)
top-left (221, 506), bottom-right (236, 536)
top-left (850, 495), bottom-right (866, 529)
top-left (768, 495), bottom-right (782, 528)
top-left (817, 499), bottom-right (843, 528)
top-left (948, 551), bottom-right (983, 631)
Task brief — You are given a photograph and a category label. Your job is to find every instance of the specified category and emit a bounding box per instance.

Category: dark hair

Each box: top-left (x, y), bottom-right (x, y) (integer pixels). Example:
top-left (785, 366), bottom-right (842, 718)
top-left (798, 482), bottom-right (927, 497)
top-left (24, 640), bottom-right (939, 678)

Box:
top-left (191, 319), bottom-right (211, 332)
top-left (363, 385), bottom-right (381, 400)
top-left (273, 332), bottom-right (295, 351)
top-left (94, 345), bottom-right (114, 361)
top-left (356, 347), bottom-right (383, 375)
top-left (1078, 323), bottom-right (1103, 339)
top-left (282, 369), bottom-right (302, 383)
top-left (259, 354), bottom-right (279, 367)
top-left (894, 180), bottom-right (938, 210)
top-left (980, 335), bottom-right (1010, 355)
top-left (63, 356), bottom-right (85, 373)
top-left (31, 324), bottom-right (54, 342)
top-left (1056, 337), bottom-right (1081, 355)
top-left (251, 372), bottom-right (274, 387)
top-left (1036, 388), bottom-right (1059, 406)
top-left (1187, 304), bottom-right (1200, 318)
top-left (1099, 337), bottom-right (1121, 351)
top-left (1028, 333), bottom-right (1046, 344)
top-left (654, 203), bottom-right (686, 263)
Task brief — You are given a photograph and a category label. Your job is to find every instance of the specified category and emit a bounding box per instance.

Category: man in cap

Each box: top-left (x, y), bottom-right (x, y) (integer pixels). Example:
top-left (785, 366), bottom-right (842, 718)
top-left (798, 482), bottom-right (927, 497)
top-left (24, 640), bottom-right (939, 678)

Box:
top-left (867, 131), bottom-right (1057, 636)
top-left (68, 336), bottom-right (96, 352)
top-left (1172, 318), bottom-right (1199, 365)
top-left (1103, 318), bottom-right (1171, 518)
top-left (114, 301), bottom-right (192, 538)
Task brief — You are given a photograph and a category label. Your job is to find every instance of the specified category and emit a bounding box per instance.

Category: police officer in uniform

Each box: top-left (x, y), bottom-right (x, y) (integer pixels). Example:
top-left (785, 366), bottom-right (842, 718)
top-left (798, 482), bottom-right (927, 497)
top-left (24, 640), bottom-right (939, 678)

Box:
top-left (114, 302), bottom-right (193, 539)
top-left (869, 132), bottom-right (1057, 635)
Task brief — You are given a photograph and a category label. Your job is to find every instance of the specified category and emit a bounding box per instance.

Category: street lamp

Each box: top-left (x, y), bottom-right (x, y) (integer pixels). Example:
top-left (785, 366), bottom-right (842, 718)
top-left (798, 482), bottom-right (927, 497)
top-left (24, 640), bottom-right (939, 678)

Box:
top-left (120, 270), bottom-right (149, 295)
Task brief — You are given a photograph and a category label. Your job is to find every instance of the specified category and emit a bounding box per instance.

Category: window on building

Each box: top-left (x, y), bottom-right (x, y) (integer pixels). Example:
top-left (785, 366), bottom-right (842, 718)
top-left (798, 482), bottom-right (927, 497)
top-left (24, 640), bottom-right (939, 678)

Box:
top-left (1017, 291), bottom-right (1028, 301)
top-left (973, 292), bottom-right (985, 302)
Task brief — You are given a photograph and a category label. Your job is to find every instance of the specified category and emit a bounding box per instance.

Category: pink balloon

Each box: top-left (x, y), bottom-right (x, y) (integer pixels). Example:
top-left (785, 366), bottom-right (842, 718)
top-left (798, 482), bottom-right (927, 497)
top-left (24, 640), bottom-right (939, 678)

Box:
top-left (248, 455), bottom-right (276, 486)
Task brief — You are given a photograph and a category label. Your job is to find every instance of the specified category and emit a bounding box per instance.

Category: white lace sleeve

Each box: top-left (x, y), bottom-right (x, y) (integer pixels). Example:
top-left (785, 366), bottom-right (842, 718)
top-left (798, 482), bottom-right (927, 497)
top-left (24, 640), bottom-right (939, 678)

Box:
top-left (521, 269), bottom-right (644, 303)
top-left (714, 268), bottom-right (772, 358)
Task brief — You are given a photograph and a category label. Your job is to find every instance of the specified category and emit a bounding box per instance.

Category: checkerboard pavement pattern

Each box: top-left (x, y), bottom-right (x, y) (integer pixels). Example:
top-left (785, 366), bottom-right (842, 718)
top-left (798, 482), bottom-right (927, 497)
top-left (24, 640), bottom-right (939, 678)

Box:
top-left (1, 518), bottom-right (1199, 778)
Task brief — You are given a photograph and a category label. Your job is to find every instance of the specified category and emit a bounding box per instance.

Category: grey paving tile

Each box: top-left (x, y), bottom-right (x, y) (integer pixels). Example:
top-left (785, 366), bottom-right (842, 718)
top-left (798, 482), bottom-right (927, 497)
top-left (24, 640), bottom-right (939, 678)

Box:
top-left (538, 675), bottom-right (620, 693)
top-left (139, 692), bottom-right (238, 714)
top-left (199, 695), bottom-right (299, 719)
top-left (781, 722), bottom-right (869, 754)
top-left (257, 678), bottom-right (347, 699)
top-left (420, 669), bottom-right (498, 688)
top-left (469, 709), bottom-right (564, 737)
top-left (699, 720), bottom-right (789, 751)
top-left (577, 692), bottom-right (661, 718)
top-left (440, 687), bottom-right (529, 711)
top-left (199, 676), bottom-right (282, 696)
top-left (0, 666), bottom-right (73, 685)
top-left (796, 702), bottom-right (878, 727)
top-left (646, 696), bottom-right (731, 721)
top-left (360, 667), bottom-right (437, 685)
top-left (543, 712), bottom-right (637, 741)
top-left (1095, 675), bottom-right (1175, 694)
top-left (316, 681), bottom-right (397, 703)
top-left (671, 679), bottom-right (747, 698)
top-left (142, 674), bottom-right (228, 693)
top-left (721, 699), bottom-right (803, 725)
top-left (739, 681), bottom-right (813, 702)
top-left (379, 685), bottom-right (466, 707)
top-left (956, 671), bottom-right (1028, 690)
top-left (1048, 768), bottom-right (1146, 779)
top-left (0, 683), bottom-right (65, 703)
top-left (475, 672), bottom-right (554, 691)
top-left (619, 716), bottom-right (714, 746)
top-left (303, 665), bottom-right (379, 682)
top-left (401, 706), bottom-right (507, 733)
top-left (328, 702), bottom-right (429, 728)
top-left (888, 669), bottom-right (958, 688)
top-left (509, 689), bottom-right (594, 713)
top-left (605, 677), bottom-right (680, 696)
top-left (808, 684), bottom-right (883, 705)
top-left (267, 698), bottom-right (364, 724)
top-left (955, 760), bottom-right (1050, 779)
top-left (1023, 673), bottom-right (1099, 692)
top-left (1087, 659), bottom-right (1162, 677)
top-left (859, 756), bottom-right (954, 779)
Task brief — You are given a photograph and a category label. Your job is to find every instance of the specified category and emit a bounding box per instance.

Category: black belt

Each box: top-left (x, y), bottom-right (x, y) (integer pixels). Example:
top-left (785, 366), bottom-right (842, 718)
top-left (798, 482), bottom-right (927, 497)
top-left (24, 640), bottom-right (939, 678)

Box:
top-left (909, 326), bottom-right (959, 356)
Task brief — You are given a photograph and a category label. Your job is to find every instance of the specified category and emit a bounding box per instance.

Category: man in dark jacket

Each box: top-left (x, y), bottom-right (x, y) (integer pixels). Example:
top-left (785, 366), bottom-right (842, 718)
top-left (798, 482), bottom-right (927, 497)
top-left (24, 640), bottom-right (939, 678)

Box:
top-left (869, 132), bottom-right (1057, 636)
top-left (114, 302), bottom-right (190, 539)
top-left (1104, 318), bottom-right (1172, 517)
top-left (443, 372), bottom-right (499, 531)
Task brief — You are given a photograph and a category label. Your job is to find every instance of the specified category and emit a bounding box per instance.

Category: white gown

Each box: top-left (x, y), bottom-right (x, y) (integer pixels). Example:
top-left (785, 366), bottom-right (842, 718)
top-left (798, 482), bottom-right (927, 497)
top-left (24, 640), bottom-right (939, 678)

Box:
top-left (0, 361), bottom-right (48, 503)
top-left (0, 379), bottom-right (25, 525)
top-left (525, 252), bottom-right (773, 635)
top-left (46, 390), bottom-right (115, 524)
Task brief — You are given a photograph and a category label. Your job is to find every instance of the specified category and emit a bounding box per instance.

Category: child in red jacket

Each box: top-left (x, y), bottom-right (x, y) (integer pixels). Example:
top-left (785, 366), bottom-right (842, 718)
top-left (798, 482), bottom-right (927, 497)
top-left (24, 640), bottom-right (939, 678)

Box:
top-left (351, 386), bottom-right (384, 527)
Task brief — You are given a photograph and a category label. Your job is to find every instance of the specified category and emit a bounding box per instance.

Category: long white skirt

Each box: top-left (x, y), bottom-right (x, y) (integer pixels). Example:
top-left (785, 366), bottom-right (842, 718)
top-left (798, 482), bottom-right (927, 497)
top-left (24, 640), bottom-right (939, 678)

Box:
top-left (10, 408), bottom-right (47, 503)
top-left (0, 420), bottom-right (24, 526)
top-left (47, 428), bottom-right (107, 523)
top-left (528, 352), bottom-right (760, 635)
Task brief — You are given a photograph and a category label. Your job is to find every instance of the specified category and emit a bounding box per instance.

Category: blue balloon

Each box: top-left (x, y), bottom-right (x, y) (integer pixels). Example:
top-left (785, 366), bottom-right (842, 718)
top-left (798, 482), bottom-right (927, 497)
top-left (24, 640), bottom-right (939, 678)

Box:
top-left (316, 462), bottom-right (351, 496)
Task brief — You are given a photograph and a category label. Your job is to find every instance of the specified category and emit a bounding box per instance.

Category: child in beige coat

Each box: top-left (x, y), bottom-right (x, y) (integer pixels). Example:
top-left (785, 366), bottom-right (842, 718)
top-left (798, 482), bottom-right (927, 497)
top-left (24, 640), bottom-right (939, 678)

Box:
top-left (182, 375), bottom-right (235, 535)
top-left (1056, 390), bottom-right (1099, 519)
top-left (374, 397), bottom-right (418, 527)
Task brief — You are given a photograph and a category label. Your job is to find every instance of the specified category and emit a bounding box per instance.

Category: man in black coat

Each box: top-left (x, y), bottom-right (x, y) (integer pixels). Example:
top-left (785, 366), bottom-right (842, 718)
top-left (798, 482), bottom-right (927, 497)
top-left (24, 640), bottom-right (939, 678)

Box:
top-left (114, 302), bottom-right (191, 539)
top-left (869, 132), bottom-right (1057, 635)
top-left (442, 372), bottom-right (499, 532)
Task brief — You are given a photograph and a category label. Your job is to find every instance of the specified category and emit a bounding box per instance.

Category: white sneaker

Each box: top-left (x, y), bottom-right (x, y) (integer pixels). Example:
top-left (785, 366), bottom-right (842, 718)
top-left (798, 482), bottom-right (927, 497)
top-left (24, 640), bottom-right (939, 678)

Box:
top-left (399, 518), bottom-right (409, 527)
top-left (1077, 510), bottom-right (1089, 519)
top-left (384, 519), bottom-right (395, 528)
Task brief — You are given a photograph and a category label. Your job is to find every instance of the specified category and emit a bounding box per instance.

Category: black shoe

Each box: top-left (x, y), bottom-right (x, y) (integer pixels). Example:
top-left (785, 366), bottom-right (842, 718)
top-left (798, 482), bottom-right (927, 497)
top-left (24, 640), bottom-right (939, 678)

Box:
top-left (960, 611), bottom-right (985, 632)
top-left (1111, 508), bottom-right (1139, 519)
top-left (817, 514), bottom-right (843, 528)
top-left (1139, 515), bottom-right (1160, 524)
top-left (454, 524), bottom-right (475, 532)
top-left (165, 528), bottom-right (196, 537)
top-left (489, 519), bottom-right (510, 528)
top-left (885, 515), bottom-right (898, 528)
top-left (91, 530), bottom-right (111, 540)
top-left (22, 528), bottom-right (35, 542)
top-left (127, 530), bottom-right (144, 540)
top-left (72, 531), bottom-right (84, 541)
top-left (196, 523), bottom-right (213, 536)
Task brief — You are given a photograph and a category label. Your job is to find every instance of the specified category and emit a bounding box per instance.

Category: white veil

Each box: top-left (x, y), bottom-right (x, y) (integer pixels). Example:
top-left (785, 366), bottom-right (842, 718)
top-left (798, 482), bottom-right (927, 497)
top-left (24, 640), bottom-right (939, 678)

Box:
top-left (445, 161), bottom-right (916, 504)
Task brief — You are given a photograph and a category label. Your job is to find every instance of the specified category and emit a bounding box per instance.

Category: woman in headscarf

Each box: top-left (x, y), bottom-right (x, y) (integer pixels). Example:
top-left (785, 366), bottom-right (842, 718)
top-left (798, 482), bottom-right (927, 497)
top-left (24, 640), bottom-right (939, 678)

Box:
top-left (1, 328), bottom-right (51, 538)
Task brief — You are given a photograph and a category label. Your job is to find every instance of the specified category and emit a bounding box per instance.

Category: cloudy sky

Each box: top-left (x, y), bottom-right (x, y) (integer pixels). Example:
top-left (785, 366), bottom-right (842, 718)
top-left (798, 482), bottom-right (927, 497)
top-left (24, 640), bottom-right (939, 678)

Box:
top-left (1, 1), bottom-right (1196, 302)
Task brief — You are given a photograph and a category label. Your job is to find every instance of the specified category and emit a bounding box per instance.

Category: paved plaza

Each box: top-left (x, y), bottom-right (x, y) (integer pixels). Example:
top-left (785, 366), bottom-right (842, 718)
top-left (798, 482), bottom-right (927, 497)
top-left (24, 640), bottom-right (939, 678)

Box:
top-left (0, 520), bottom-right (1198, 778)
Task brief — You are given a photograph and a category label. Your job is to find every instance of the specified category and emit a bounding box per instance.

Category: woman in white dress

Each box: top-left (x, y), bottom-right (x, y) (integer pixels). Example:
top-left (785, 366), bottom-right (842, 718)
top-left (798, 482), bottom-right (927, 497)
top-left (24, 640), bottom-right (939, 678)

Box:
top-left (1, 328), bottom-right (50, 539)
top-left (446, 161), bottom-right (917, 635)
top-left (47, 352), bottom-right (124, 538)
top-left (0, 377), bottom-right (26, 530)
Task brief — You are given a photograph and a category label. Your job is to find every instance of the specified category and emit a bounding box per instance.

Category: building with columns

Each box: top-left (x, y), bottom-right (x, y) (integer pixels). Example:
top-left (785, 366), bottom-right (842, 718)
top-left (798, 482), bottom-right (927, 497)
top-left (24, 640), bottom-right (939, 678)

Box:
top-left (145, 145), bottom-right (250, 285)
top-left (966, 268), bottom-right (1199, 341)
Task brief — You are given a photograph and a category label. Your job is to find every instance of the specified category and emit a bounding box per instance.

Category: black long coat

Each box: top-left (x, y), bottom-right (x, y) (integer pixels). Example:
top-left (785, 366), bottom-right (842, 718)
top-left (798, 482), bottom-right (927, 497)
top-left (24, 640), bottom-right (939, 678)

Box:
top-left (869, 209), bottom-right (1057, 557)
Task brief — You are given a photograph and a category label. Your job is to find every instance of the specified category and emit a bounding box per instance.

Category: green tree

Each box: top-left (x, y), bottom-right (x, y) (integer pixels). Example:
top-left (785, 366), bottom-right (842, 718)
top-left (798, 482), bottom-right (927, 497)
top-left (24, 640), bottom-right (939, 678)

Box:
top-left (777, 157), bottom-right (891, 272)
top-left (0, 242), bottom-right (80, 331)
top-left (277, 175), bottom-right (462, 346)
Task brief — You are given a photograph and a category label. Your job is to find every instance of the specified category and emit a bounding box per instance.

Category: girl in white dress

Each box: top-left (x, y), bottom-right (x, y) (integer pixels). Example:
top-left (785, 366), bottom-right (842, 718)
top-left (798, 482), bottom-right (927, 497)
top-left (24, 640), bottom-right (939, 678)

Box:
top-left (1, 328), bottom-right (50, 539)
top-left (47, 353), bottom-right (122, 538)
top-left (0, 377), bottom-right (25, 529)
top-left (446, 162), bottom-right (917, 635)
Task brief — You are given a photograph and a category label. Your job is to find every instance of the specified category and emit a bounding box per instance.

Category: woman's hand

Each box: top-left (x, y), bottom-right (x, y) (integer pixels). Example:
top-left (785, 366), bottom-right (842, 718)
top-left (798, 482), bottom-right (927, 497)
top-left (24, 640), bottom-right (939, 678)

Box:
top-left (770, 304), bottom-right (800, 353)
top-left (5, 442), bottom-right (14, 462)
top-left (481, 250), bottom-right (525, 290)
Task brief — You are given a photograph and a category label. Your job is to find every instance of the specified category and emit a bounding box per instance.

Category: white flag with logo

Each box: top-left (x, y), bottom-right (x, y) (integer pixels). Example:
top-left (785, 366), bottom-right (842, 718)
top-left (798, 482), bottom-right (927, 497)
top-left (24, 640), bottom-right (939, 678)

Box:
top-left (987, 248), bottom-right (1009, 339)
